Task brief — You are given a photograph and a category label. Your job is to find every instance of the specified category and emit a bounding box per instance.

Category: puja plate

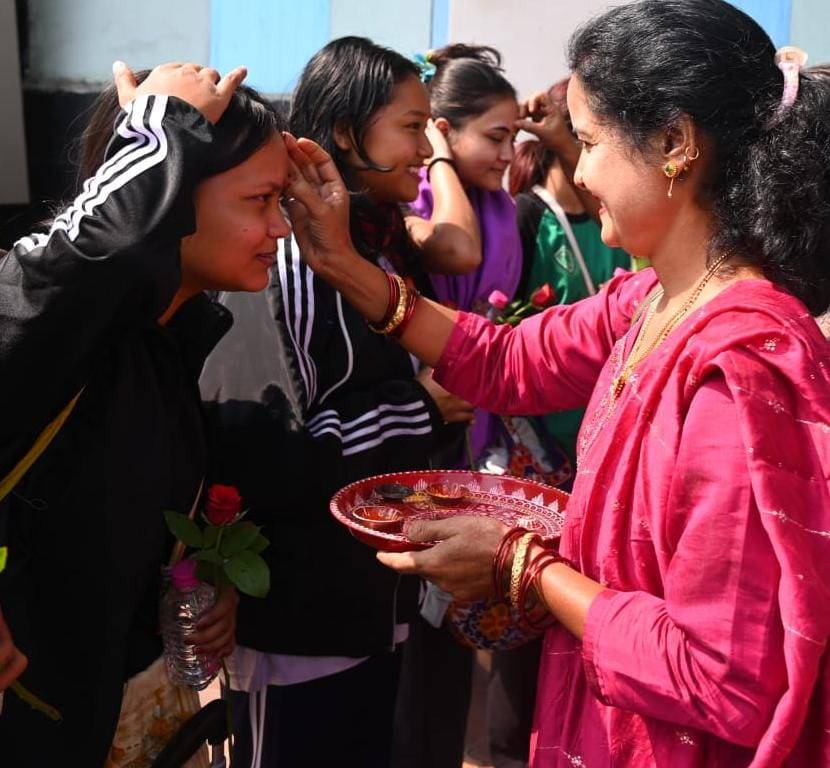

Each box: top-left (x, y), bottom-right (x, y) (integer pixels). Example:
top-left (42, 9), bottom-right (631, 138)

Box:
top-left (331, 470), bottom-right (568, 552)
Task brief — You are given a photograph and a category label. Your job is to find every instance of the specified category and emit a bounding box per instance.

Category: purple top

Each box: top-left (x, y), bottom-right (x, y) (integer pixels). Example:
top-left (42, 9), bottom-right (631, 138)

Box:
top-left (410, 168), bottom-right (522, 311)
top-left (409, 168), bottom-right (522, 462)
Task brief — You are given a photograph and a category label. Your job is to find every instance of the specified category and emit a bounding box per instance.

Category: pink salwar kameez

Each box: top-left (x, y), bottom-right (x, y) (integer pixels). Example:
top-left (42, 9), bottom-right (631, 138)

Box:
top-left (434, 269), bottom-right (830, 767)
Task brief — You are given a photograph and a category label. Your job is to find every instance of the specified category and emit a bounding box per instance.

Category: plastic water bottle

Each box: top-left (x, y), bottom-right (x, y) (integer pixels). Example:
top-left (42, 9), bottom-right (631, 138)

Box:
top-left (160, 561), bottom-right (220, 690)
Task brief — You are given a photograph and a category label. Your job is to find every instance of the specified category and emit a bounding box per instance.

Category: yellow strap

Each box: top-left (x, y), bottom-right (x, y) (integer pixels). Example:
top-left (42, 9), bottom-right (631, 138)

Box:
top-left (0, 390), bottom-right (84, 505)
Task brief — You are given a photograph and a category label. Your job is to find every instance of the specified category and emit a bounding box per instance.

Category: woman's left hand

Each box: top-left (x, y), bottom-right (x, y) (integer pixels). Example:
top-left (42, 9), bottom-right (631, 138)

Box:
top-left (377, 517), bottom-right (508, 601)
top-left (189, 585), bottom-right (239, 660)
top-left (425, 118), bottom-right (453, 162)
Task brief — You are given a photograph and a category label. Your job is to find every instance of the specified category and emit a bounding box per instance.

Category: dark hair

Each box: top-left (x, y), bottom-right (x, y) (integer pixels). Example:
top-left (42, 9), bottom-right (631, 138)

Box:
top-left (78, 71), bottom-right (286, 185)
top-left (427, 44), bottom-right (516, 127)
top-left (508, 78), bottom-right (570, 196)
top-left (569, 0), bottom-right (830, 314)
top-left (807, 63), bottom-right (830, 83)
top-left (289, 36), bottom-right (419, 179)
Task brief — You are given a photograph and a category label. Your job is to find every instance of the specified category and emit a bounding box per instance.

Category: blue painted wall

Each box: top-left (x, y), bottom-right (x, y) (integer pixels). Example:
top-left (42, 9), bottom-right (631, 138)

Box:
top-left (431, 0), bottom-right (450, 49)
top-left (210, 0), bottom-right (330, 94)
top-left (730, 0), bottom-right (792, 48)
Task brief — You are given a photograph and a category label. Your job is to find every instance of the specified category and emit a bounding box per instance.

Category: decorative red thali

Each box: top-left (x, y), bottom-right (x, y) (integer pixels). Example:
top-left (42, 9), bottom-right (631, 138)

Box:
top-left (330, 470), bottom-right (568, 552)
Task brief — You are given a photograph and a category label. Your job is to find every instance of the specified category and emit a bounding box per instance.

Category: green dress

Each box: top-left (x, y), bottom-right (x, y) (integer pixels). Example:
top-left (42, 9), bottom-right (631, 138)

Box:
top-left (516, 190), bottom-right (631, 464)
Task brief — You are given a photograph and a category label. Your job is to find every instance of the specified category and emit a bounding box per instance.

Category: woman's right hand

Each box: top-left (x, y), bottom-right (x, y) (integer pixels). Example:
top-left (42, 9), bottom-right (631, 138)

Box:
top-left (112, 61), bottom-right (248, 124)
top-left (417, 368), bottom-right (475, 424)
top-left (284, 133), bottom-right (357, 279)
top-left (0, 608), bottom-right (27, 692)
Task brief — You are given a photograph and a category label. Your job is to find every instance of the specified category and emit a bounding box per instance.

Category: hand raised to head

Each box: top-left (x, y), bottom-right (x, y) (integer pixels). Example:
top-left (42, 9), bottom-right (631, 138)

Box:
top-left (112, 61), bottom-right (247, 124)
top-left (283, 133), bottom-right (355, 275)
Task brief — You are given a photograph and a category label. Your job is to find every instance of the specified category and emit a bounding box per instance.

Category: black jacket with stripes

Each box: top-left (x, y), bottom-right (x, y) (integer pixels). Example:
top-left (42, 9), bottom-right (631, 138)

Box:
top-left (0, 96), bottom-right (232, 765)
top-left (202, 230), bottom-right (459, 657)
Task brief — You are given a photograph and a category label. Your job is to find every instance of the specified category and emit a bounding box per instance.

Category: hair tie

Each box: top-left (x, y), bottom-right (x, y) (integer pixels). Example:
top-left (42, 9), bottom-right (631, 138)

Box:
top-left (413, 52), bottom-right (437, 84)
top-left (775, 46), bottom-right (808, 114)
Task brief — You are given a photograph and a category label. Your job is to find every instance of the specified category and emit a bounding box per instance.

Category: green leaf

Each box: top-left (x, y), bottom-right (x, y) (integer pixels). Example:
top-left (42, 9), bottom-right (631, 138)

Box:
top-left (224, 551), bottom-right (270, 598)
top-left (163, 510), bottom-right (203, 549)
top-left (220, 522), bottom-right (261, 558)
top-left (194, 560), bottom-right (221, 586)
top-left (194, 549), bottom-right (224, 565)
top-left (0, 546), bottom-right (7, 574)
top-left (203, 525), bottom-right (219, 549)
top-left (249, 533), bottom-right (269, 555)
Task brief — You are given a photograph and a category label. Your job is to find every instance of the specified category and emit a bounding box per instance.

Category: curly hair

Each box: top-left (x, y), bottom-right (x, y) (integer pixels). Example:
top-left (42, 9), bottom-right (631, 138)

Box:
top-left (569, 0), bottom-right (830, 314)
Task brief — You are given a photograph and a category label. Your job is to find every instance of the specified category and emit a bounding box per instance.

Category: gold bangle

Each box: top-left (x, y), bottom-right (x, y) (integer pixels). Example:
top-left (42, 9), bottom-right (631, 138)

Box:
top-left (509, 532), bottom-right (537, 608)
top-left (371, 274), bottom-right (408, 335)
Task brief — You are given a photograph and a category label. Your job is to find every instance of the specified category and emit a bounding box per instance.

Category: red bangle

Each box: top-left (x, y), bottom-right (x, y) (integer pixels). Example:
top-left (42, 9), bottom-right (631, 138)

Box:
top-left (517, 547), bottom-right (571, 630)
top-left (492, 527), bottom-right (528, 602)
top-left (373, 272), bottom-right (399, 328)
top-left (391, 289), bottom-right (419, 339)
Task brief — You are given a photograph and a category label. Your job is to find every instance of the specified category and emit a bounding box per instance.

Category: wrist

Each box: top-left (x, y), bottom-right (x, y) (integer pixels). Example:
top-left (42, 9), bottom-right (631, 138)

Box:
top-left (427, 156), bottom-right (458, 181)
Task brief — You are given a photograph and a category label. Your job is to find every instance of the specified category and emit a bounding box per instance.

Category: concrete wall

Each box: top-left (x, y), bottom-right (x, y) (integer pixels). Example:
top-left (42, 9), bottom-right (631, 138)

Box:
top-left (0, 0), bottom-right (29, 203)
top-left (19, 0), bottom-right (830, 94)
top-left (25, 0), bottom-right (211, 88)
top-left (449, 0), bottom-right (614, 98)
top-left (22, 0), bottom-right (830, 95)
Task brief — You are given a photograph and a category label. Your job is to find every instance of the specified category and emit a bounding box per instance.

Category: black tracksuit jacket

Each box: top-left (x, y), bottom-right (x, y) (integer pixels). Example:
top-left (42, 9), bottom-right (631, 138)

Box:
top-left (0, 95), bottom-right (231, 766)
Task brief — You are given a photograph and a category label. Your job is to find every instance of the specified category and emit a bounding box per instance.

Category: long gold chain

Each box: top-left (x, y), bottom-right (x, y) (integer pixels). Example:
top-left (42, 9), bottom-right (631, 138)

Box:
top-left (610, 253), bottom-right (729, 400)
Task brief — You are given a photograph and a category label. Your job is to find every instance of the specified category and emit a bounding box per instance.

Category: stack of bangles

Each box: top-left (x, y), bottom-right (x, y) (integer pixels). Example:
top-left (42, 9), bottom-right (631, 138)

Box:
top-left (368, 271), bottom-right (420, 339)
top-left (492, 527), bottom-right (570, 631)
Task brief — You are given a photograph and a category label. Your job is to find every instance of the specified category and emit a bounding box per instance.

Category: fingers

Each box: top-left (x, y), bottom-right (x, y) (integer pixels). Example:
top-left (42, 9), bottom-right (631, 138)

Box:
top-left (0, 611), bottom-right (27, 691)
top-left (376, 550), bottom-right (424, 574)
top-left (294, 137), bottom-right (347, 187)
top-left (0, 648), bottom-right (27, 691)
top-left (526, 90), bottom-right (550, 117)
top-left (404, 517), bottom-right (467, 543)
top-left (515, 118), bottom-right (543, 136)
top-left (284, 134), bottom-right (323, 187)
top-left (112, 60), bottom-right (138, 107)
top-left (215, 65), bottom-right (248, 104)
top-left (201, 67), bottom-right (221, 84)
top-left (190, 588), bottom-right (237, 654)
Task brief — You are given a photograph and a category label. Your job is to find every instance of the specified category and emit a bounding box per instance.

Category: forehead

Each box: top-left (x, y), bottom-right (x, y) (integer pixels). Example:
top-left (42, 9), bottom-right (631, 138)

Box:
top-left (383, 74), bottom-right (431, 117)
top-left (465, 96), bottom-right (520, 129)
top-left (223, 134), bottom-right (288, 185)
top-left (566, 76), bottom-right (596, 132)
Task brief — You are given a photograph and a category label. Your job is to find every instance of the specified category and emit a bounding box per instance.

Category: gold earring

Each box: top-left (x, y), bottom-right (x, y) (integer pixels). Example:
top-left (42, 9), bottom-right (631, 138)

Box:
top-left (663, 161), bottom-right (680, 198)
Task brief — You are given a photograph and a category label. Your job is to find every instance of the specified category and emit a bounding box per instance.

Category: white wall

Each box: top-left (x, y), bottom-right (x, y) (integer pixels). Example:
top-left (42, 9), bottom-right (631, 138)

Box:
top-left (449, 0), bottom-right (618, 99)
top-left (0, 0), bottom-right (29, 203)
top-left (26, 0), bottom-right (211, 88)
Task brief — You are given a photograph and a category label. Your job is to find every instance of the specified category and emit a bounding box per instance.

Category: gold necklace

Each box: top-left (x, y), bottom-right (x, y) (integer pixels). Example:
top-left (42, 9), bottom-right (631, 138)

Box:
top-left (610, 253), bottom-right (729, 400)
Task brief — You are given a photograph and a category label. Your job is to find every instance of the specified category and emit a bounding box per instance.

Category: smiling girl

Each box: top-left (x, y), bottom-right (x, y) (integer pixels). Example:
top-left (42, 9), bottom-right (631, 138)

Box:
top-left (203, 37), bottom-right (472, 768)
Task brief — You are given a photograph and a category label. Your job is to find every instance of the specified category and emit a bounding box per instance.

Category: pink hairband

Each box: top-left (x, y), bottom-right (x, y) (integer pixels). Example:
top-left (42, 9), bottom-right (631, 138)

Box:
top-left (775, 46), bottom-right (808, 114)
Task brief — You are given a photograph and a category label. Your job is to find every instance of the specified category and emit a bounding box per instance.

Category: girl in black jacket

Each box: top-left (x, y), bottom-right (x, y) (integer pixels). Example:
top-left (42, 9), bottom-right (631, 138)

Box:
top-left (0, 62), bottom-right (289, 766)
top-left (202, 37), bottom-right (475, 768)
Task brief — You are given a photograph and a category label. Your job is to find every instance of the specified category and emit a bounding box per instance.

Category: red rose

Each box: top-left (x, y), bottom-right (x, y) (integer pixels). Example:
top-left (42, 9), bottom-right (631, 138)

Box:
top-left (205, 484), bottom-right (242, 526)
top-left (530, 283), bottom-right (556, 308)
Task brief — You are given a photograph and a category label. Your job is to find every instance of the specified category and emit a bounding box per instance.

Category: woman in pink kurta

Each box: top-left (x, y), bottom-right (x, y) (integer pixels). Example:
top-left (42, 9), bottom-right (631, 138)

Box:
top-left (431, 269), bottom-right (830, 766)
top-left (279, 1), bottom-right (830, 765)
